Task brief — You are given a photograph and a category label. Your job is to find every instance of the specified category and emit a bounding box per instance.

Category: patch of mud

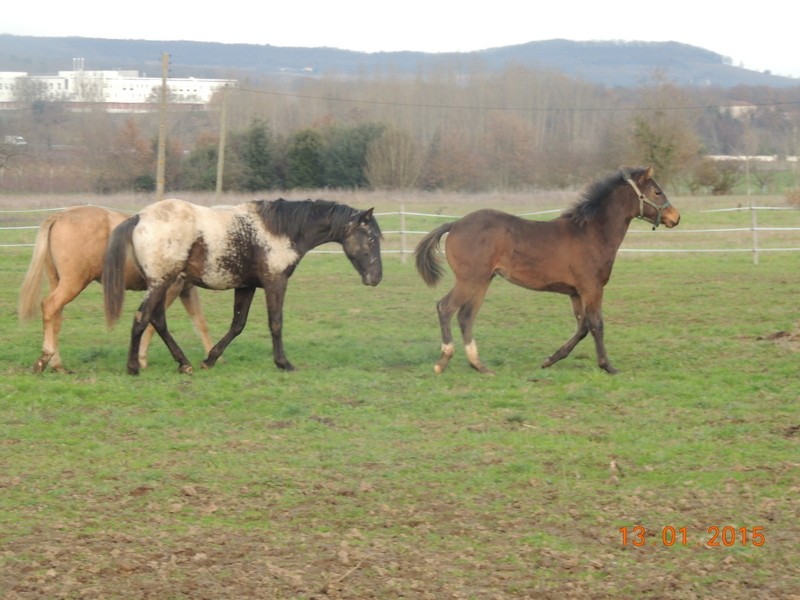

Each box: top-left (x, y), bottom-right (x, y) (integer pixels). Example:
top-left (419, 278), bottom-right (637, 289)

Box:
top-left (757, 327), bottom-right (800, 351)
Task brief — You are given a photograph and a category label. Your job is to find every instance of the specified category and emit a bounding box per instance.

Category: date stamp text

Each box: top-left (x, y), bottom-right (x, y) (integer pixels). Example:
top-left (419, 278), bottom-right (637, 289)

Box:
top-left (619, 526), bottom-right (765, 548)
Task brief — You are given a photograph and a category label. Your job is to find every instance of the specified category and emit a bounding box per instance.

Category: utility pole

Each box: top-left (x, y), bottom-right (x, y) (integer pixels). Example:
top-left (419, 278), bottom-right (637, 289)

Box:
top-left (215, 84), bottom-right (229, 201)
top-left (155, 52), bottom-right (169, 201)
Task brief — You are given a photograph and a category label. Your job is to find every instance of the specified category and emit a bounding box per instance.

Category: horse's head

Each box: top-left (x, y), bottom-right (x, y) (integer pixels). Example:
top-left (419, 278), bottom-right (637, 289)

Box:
top-left (623, 166), bottom-right (680, 229)
top-left (342, 208), bottom-right (383, 286)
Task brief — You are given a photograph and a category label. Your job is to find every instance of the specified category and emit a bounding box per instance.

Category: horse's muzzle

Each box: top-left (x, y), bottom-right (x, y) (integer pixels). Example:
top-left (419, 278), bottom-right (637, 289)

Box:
top-left (662, 207), bottom-right (681, 228)
top-left (362, 272), bottom-right (383, 286)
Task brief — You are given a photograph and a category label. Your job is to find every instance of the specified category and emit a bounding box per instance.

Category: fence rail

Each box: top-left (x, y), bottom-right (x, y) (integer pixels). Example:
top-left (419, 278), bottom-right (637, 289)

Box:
top-left (2, 203), bottom-right (799, 264)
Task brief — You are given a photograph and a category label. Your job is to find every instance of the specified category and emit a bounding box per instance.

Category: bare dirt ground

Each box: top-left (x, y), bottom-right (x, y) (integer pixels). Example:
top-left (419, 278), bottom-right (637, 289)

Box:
top-left (2, 476), bottom-right (798, 599)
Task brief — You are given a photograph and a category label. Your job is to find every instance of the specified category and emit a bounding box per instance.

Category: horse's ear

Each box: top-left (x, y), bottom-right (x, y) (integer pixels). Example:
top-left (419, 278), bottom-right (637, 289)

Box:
top-left (634, 166), bottom-right (654, 185)
top-left (359, 207), bottom-right (375, 224)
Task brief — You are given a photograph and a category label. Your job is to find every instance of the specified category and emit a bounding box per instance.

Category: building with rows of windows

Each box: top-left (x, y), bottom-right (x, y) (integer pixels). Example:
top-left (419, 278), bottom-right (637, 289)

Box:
top-left (0, 60), bottom-right (235, 111)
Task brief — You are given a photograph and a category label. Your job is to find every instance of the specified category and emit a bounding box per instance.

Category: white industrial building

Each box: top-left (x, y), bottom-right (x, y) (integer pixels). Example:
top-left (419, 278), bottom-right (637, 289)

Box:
top-left (0, 61), bottom-right (235, 109)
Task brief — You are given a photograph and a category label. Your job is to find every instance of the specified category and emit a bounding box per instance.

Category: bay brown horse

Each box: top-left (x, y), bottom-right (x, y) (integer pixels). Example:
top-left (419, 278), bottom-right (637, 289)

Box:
top-left (18, 206), bottom-right (214, 373)
top-left (103, 198), bottom-right (382, 375)
top-left (414, 166), bottom-right (680, 375)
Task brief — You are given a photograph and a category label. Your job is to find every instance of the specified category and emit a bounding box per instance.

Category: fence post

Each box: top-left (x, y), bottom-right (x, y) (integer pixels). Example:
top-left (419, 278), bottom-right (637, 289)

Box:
top-left (400, 204), bottom-right (407, 263)
top-left (750, 204), bottom-right (759, 266)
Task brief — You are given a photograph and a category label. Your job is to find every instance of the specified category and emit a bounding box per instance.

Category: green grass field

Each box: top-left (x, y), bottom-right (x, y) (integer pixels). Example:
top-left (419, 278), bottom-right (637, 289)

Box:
top-left (1, 199), bottom-right (799, 598)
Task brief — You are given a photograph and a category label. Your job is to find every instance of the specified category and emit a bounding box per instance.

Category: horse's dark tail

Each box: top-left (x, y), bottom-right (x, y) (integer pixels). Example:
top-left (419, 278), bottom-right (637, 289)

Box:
top-left (414, 222), bottom-right (454, 287)
top-left (103, 214), bottom-right (139, 328)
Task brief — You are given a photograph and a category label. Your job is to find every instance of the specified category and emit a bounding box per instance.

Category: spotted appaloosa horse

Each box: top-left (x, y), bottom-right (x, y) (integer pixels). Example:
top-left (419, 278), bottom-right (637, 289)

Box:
top-left (103, 198), bottom-right (382, 375)
top-left (17, 205), bottom-right (213, 373)
top-left (414, 166), bottom-right (680, 375)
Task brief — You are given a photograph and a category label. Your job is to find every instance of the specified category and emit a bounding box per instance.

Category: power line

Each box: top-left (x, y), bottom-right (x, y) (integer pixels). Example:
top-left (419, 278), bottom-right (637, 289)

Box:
top-left (3, 83), bottom-right (798, 115)
top-left (234, 85), bottom-right (800, 114)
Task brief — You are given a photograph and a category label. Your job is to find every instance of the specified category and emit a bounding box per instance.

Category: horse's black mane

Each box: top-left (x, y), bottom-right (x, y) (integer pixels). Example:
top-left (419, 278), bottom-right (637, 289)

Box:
top-left (563, 167), bottom-right (645, 227)
top-left (255, 198), bottom-right (378, 240)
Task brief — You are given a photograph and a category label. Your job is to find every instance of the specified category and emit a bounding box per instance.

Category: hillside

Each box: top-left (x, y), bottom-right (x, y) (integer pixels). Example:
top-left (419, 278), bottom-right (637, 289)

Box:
top-left (1, 34), bottom-right (798, 88)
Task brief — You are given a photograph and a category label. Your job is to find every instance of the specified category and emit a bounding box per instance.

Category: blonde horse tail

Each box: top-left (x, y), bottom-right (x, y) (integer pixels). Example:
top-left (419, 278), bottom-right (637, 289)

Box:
top-left (18, 213), bottom-right (58, 322)
top-left (103, 214), bottom-right (139, 328)
top-left (414, 222), bottom-right (453, 288)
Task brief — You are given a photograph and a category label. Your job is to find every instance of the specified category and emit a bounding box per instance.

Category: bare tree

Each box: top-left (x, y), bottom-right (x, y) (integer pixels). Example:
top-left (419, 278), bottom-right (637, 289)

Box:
top-left (619, 73), bottom-right (702, 184)
top-left (364, 127), bottom-right (421, 189)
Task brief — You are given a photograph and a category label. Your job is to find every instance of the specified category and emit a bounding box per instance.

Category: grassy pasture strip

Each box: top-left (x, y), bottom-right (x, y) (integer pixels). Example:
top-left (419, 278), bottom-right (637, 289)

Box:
top-left (1, 232), bottom-right (799, 596)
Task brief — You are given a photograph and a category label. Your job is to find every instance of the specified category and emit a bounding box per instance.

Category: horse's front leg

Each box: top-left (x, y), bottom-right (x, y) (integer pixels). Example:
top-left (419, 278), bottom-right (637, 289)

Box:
top-left (265, 278), bottom-right (294, 371)
top-left (201, 287), bottom-right (255, 369)
top-left (542, 294), bottom-right (590, 369)
top-left (586, 307), bottom-right (617, 374)
top-left (577, 291), bottom-right (617, 374)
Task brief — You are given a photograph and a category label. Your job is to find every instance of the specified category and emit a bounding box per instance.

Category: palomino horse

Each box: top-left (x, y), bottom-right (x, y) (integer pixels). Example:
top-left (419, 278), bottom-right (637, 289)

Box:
top-left (18, 206), bottom-right (214, 373)
top-left (414, 166), bottom-right (680, 375)
top-left (103, 198), bottom-right (382, 375)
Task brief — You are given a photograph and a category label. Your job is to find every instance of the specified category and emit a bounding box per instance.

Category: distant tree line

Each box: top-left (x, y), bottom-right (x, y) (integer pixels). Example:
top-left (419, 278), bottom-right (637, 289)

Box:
top-left (2, 65), bottom-right (799, 194)
top-left (180, 120), bottom-right (422, 192)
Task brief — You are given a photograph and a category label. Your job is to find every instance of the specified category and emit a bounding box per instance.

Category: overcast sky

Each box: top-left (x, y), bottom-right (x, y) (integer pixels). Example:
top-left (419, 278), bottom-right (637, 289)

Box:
top-left (4, 0), bottom-right (799, 79)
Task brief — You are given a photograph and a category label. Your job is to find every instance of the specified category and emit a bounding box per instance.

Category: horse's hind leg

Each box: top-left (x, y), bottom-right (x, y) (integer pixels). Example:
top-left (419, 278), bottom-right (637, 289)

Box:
top-left (35, 295), bottom-right (61, 372)
top-left (457, 283), bottom-right (493, 374)
top-left (36, 278), bottom-right (86, 373)
top-left (35, 298), bottom-right (63, 373)
top-left (137, 280), bottom-right (199, 369)
top-left (129, 296), bottom-right (156, 374)
top-left (42, 305), bottom-right (66, 373)
top-left (178, 284), bottom-right (215, 357)
top-left (542, 294), bottom-right (590, 369)
top-left (433, 280), bottom-right (491, 374)
top-left (138, 324), bottom-right (158, 369)
top-left (128, 286), bottom-right (192, 375)
top-left (432, 289), bottom-right (458, 373)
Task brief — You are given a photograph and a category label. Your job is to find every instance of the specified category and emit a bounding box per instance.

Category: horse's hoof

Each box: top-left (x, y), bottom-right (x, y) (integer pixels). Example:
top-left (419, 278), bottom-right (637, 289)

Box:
top-left (433, 359), bottom-right (450, 374)
top-left (471, 363), bottom-right (495, 375)
top-left (201, 354), bottom-right (218, 369)
top-left (127, 367), bottom-right (140, 376)
top-left (599, 362), bottom-right (619, 374)
top-left (178, 364), bottom-right (194, 375)
top-left (33, 360), bottom-right (46, 374)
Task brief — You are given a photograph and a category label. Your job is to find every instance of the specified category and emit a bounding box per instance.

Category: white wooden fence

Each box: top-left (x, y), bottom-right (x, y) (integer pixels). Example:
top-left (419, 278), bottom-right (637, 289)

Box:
top-left (2, 204), bottom-right (799, 266)
top-left (375, 205), bottom-right (800, 265)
